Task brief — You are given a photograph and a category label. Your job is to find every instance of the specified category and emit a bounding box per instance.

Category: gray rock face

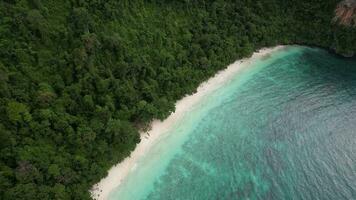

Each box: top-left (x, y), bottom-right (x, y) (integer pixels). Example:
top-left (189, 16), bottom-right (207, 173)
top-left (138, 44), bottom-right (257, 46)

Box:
top-left (334, 0), bottom-right (356, 26)
top-left (340, 0), bottom-right (356, 7)
top-left (342, 51), bottom-right (355, 58)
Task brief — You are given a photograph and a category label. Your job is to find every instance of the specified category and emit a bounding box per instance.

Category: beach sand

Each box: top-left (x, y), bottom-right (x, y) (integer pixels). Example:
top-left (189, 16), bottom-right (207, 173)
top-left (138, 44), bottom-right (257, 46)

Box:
top-left (90, 46), bottom-right (285, 200)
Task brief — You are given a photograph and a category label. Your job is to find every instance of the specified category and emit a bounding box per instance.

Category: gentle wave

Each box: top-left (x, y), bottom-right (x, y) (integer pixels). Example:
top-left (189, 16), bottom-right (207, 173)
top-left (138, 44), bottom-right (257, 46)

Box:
top-left (109, 46), bottom-right (356, 200)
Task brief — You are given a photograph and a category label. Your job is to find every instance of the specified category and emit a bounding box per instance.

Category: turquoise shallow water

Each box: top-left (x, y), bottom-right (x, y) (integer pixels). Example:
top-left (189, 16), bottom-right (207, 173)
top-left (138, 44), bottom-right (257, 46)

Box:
top-left (109, 46), bottom-right (356, 200)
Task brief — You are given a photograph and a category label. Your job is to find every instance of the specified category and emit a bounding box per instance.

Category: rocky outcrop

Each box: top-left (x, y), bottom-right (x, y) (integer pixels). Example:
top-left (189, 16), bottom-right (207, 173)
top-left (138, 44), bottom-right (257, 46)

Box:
top-left (332, 0), bottom-right (356, 57)
top-left (334, 0), bottom-right (356, 26)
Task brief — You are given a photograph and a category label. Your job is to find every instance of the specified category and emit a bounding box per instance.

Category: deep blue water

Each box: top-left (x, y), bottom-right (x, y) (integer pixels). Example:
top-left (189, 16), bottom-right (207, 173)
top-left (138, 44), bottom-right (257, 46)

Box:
top-left (109, 46), bottom-right (356, 200)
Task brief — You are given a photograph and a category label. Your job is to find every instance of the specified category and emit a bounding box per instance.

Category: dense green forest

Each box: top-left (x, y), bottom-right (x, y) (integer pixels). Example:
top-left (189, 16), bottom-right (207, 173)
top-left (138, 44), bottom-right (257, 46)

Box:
top-left (0, 0), bottom-right (355, 199)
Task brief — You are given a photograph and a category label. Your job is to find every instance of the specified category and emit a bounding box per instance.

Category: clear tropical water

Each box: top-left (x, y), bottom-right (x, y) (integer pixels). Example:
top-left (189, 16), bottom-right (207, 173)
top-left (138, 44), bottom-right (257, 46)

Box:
top-left (109, 46), bottom-right (356, 200)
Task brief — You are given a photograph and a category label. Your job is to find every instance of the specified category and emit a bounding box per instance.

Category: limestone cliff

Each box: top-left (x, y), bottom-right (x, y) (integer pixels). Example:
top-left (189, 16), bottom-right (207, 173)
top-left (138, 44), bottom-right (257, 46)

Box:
top-left (334, 0), bottom-right (356, 27)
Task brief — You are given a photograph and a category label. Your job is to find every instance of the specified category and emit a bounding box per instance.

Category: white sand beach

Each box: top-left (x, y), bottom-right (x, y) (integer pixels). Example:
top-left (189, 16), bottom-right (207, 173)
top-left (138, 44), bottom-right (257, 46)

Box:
top-left (90, 46), bottom-right (285, 200)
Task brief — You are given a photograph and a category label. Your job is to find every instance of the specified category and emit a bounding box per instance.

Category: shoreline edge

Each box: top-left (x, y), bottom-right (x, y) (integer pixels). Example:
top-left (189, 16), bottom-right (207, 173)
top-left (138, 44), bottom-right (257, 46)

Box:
top-left (90, 45), bottom-right (286, 200)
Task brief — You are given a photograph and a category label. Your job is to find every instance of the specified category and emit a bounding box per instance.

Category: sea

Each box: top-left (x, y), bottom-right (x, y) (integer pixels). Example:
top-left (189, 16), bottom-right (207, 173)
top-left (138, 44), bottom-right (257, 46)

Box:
top-left (109, 46), bottom-right (356, 200)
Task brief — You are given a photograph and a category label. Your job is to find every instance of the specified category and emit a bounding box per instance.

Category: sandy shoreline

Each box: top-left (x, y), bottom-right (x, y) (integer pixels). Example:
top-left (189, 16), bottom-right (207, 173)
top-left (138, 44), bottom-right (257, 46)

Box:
top-left (90, 46), bottom-right (285, 200)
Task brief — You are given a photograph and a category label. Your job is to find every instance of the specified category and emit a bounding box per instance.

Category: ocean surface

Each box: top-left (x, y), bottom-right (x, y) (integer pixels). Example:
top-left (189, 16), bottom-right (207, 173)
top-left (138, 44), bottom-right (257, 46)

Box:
top-left (109, 46), bottom-right (356, 200)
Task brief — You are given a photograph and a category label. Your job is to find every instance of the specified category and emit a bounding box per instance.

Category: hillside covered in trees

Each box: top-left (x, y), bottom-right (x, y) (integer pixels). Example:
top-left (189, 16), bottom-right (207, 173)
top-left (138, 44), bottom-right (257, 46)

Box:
top-left (0, 0), bottom-right (355, 199)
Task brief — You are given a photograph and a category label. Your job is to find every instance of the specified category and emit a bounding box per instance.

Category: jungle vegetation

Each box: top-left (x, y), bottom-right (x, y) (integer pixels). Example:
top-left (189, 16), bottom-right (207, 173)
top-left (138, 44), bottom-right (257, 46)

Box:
top-left (0, 0), bottom-right (355, 199)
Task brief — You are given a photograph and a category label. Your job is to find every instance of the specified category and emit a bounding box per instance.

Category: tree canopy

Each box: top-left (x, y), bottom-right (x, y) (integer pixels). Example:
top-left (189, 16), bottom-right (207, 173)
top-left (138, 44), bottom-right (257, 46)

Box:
top-left (0, 0), bottom-right (355, 199)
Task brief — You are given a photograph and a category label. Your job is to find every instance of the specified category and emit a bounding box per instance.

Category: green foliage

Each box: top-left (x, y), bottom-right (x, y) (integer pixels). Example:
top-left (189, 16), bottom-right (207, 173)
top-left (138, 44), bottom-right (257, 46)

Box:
top-left (6, 101), bottom-right (32, 124)
top-left (0, 0), bottom-right (355, 199)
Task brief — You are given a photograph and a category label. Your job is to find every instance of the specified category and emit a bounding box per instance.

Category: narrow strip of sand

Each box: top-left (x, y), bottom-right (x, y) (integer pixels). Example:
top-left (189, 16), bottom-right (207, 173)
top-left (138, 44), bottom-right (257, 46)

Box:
top-left (90, 46), bottom-right (285, 200)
